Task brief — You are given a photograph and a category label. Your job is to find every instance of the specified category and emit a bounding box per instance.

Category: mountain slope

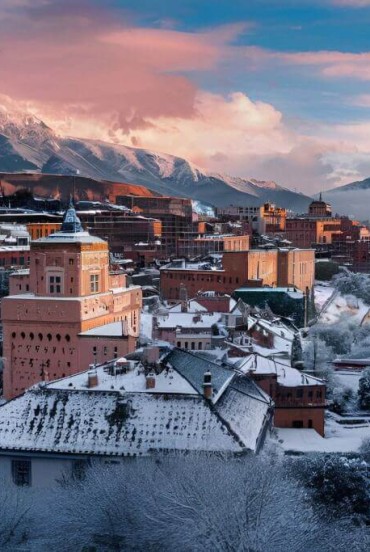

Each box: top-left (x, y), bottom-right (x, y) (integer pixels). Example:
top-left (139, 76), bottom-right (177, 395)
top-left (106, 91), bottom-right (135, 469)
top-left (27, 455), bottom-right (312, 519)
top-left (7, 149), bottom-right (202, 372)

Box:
top-left (0, 106), bottom-right (311, 210)
top-left (319, 177), bottom-right (370, 220)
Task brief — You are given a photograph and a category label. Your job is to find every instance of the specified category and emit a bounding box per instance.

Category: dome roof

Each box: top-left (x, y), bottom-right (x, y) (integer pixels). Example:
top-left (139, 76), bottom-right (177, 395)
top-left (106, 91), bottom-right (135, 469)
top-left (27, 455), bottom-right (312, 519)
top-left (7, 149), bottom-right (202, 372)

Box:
top-left (60, 199), bottom-right (83, 233)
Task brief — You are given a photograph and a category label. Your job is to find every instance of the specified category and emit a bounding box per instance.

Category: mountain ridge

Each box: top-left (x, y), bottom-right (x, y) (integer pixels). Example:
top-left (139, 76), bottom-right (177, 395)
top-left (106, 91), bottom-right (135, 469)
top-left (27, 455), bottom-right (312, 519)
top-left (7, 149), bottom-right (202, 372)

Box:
top-left (0, 106), bottom-right (312, 210)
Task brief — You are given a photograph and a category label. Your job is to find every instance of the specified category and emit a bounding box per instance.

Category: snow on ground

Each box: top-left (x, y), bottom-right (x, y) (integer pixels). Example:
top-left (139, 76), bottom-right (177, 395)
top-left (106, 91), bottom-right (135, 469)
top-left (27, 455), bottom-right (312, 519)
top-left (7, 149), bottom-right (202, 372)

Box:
top-left (276, 414), bottom-right (369, 454)
top-left (318, 292), bottom-right (369, 325)
top-left (314, 282), bottom-right (335, 311)
top-left (335, 371), bottom-right (361, 393)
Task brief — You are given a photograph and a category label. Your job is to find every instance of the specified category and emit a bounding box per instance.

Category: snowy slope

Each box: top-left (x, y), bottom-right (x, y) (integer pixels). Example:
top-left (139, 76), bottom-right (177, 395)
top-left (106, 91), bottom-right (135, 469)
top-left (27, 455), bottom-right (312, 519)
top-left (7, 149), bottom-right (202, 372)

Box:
top-left (0, 106), bottom-right (312, 210)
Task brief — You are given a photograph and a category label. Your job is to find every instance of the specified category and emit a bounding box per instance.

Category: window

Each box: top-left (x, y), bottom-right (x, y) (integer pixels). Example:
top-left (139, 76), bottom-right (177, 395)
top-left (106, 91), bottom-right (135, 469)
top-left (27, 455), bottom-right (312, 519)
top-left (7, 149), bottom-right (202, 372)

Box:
top-left (12, 459), bottom-right (31, 487)
top-left (69, 258), bottom-right (74, 265)
top-left (292, 420), bottom-right (304, 429)
top-left (90, 274), bottom-right (99, 293)
top-left (296, 389), bottom-right (304, 398)
top-left (49, 275), bottom-right (62, 294)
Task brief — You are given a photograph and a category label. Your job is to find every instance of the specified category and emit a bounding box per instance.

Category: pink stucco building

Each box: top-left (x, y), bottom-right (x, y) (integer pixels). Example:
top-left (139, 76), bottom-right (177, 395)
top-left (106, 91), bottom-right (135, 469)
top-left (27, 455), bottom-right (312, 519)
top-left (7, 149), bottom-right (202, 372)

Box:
top-left (2, 202), bottom-right (142, 399)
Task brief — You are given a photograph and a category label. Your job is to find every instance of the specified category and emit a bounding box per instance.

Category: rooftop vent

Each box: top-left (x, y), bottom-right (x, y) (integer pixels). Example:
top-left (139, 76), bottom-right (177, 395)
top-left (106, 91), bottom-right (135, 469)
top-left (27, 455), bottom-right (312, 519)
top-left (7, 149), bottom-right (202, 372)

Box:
top-left (87, 369), bottom-right (98, 388)
top-left (203, 370), bottom-right (213, 399)
top-left (146, 372), bottom-right (156, 390)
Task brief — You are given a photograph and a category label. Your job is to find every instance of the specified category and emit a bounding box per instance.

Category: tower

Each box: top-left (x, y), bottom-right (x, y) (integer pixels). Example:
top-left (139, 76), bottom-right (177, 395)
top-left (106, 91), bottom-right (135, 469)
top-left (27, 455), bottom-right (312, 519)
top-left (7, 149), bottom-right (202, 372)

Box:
top-left (2, 201), bottom-right (142, 399)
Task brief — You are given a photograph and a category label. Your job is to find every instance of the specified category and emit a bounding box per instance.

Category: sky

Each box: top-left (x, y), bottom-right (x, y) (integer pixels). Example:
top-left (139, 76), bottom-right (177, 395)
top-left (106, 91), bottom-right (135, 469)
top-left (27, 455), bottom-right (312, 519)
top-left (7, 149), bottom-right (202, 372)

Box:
top-left (2, 0), bottom-right (370, 193)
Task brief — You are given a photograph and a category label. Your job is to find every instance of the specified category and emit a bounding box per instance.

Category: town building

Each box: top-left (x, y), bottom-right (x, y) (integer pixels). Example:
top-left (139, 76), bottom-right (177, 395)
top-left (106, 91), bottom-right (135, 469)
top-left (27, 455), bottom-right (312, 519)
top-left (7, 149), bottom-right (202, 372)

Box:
top-left (236, 353), bottom-right (326, 436)
top-left (0, 350), bottom-right (272, 486)
top-left (176, 234), bottom-right (250, 258)
top-left (285, 217), bottom-right (342, 249)
top-left (308, 194), bottom-right (332, 217)
top-left (160, 248), bottom-right (315, 302)
top-left (116, 195), bottom-right (198, 257)
top-left (1, 202), bottom-right (142, 399)
top-left (153, 311), bottom-right (223, 350)
top-left (216, 203), bottom-right (287, 234)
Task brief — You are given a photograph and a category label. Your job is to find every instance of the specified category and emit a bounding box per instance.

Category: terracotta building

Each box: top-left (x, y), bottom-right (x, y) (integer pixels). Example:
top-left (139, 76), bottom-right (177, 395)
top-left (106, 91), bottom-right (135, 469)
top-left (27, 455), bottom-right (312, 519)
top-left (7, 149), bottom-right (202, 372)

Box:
top-left (176, 234), bottom-right (250, 258)
top-left (2, 202), bottom-right (142, 399)
top-left (160, 248), bottom-right (314, 302)
top-left (239, 354), bottom-right (326, 436)
top-left (285, 218), bottom-right (342, 248)
top-left (216, 202), bottom-right (287, 234)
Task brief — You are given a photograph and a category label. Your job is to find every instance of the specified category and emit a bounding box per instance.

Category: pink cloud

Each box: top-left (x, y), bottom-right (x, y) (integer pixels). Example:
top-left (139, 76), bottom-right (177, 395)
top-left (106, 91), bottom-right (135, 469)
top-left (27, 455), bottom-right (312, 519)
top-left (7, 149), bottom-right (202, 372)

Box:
top-left (0, 2), bottom-right (247, 132)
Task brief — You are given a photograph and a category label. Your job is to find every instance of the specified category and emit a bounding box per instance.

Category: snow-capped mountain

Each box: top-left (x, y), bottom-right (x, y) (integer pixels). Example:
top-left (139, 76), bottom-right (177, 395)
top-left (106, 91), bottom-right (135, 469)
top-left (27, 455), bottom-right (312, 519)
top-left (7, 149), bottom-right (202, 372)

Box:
top-left (317, 178), bottom-right (370, 221)
top-left (0, 107), bottom-right (311, 210)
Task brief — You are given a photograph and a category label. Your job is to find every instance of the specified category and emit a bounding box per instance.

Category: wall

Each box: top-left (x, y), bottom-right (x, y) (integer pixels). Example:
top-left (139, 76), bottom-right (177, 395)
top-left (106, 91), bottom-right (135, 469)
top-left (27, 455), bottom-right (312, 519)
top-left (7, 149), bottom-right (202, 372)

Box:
top-left (0, 454), bottom-right (73, 488)
top-left (278, 249), bottom-right (315, 291)
top-left (274, 407), bottom-right (325, 437)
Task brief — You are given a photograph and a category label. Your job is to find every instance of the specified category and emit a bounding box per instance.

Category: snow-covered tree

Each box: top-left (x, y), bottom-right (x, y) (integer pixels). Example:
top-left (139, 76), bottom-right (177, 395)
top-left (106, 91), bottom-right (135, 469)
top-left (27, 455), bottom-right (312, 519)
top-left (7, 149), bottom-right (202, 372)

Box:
top-left (295, 454), bottom-right (370, 523)
top-left (333, 272), bottom-right (370, 305)
top-left (36, 453), bottom-right (368, 552)
top-left (0, 481), bottom-right (33, 550)
top-left (358, 368), bottom-right (370, 410)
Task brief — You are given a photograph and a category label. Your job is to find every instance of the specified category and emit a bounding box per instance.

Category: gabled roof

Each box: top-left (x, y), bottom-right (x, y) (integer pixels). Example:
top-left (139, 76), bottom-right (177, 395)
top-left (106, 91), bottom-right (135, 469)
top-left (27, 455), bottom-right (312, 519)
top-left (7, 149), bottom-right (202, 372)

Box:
top-left (165, 348), bottom-right (234, 402)
top-left (237, 354), bottom-right (325, 387)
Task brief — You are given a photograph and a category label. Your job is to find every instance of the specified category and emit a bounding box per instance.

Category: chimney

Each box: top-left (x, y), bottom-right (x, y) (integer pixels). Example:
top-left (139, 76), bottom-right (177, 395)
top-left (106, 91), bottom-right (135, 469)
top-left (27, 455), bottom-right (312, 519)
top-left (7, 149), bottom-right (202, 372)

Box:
top-left (87, 369), bottom-right (99, 388)
top-left (146, 372), bottom-right (156, 389)
top-left (179, 283), bottom-right (188, 312)
top-left (203, 370), bottom-right (213, 399)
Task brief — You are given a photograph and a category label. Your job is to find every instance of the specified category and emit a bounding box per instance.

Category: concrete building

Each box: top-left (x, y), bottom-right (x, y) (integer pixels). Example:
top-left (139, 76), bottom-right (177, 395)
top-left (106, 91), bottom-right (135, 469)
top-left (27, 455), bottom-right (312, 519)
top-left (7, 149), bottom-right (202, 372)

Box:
top-left (2, 201), bottom-right (142, 399)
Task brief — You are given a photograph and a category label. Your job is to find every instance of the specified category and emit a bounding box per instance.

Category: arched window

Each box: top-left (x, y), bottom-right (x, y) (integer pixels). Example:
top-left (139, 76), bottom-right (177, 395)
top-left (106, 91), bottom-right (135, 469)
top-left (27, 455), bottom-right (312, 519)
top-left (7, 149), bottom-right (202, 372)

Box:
top-left (11, 332), bottom-right (16, 339)
top-left (29, 332), bottom-right (34, 340)
top-left (65, 334), bottom-right (71, 342)
top-left (21, 332), bottom-right (25, 339)
top-left (47, 333), bottom-right (52, 341)
top-left (56, 334), bottom-right (61, 342)
top-left (38, 333), bottom-right (43, 341)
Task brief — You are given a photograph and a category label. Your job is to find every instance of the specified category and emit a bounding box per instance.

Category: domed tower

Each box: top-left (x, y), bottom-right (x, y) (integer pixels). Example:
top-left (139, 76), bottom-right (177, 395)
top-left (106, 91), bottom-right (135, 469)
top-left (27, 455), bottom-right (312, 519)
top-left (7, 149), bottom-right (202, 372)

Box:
top-left (2, 201), bottom-right (142, 399)
top-left (308, 193), bottom-right (332, 217)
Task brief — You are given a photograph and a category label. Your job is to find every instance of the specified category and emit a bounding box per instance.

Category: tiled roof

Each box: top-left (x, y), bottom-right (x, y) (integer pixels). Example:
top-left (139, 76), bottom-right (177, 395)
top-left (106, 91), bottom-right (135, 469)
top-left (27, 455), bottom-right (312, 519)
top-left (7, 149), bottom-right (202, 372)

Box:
top-left (215, 376), bottom-right (272, 452)
top-left (0, 388), bottom-right (243, 456)
top-left (165, 348), bottom-right (234, 401)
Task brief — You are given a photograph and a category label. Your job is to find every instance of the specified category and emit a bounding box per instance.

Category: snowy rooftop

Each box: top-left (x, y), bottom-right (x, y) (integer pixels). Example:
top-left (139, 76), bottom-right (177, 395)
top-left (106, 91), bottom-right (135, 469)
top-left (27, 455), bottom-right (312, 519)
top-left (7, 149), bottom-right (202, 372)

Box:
top-left (237, 354), bottom-right (325, 387)
top-left (248, 316), bottom-right (295, 354)
top-left (80, 321), bottom-right (129, 337)
top-left (37, 231), bottom-right (105, 244)
top-left (0, 354), bottom-right (272, 455)
top-left (155, 312), bottom-right (221, 330)
top-left (48, 362), bottom-right (196, 395)
top-left (0, 389), bottom-right (242, 456)
top-left (168, 300), bottom-right (207, 313)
